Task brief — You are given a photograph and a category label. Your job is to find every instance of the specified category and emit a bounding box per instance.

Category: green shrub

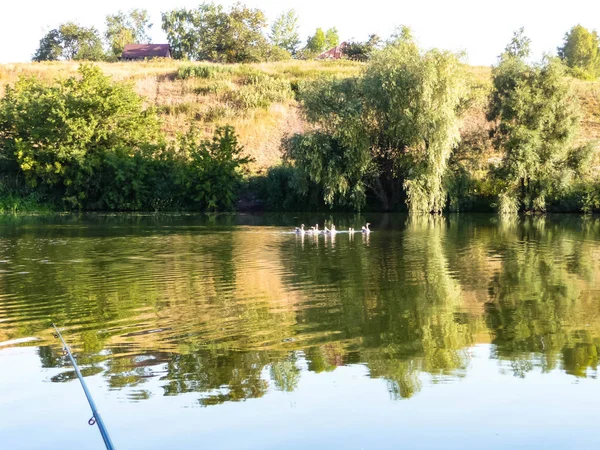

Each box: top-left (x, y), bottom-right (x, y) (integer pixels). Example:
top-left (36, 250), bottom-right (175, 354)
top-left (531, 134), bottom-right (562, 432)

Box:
top-left (0, 64), bottom-right (161, 208)
top-left (179, 126), bottom-right (253, 210)
top-left (252, 165), bottom-right (311, 211)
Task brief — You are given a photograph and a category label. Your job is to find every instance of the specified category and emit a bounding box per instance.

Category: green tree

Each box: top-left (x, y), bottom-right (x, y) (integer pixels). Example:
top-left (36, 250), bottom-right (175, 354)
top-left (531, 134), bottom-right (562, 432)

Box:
top-left (33, 23), bottom-right (105, 61)
top-left (270, 9), bottom-right (301, 55)
top-left (160, 7), bottom-right (203, 60)
top-left (306, 28), bottom-right (326, 54)
top-left (488, 29), bottom-right (582, 214)
top-left (325, 27), bottom-right (339, 49)
top-left (344, 34), bottom-right (382, 61)
top-left (161, 2), bottom-right (269, 63)
top-left (503, 26), bottom-right (531, 59)
top-left (105, 9), bottom-right (153, 59)
top-left (218, 3), bottom-right (269, 63)
top-left (558, 25), bottom-right (600, 79)
top-left (291, 31), bottom-right (466, 212)
top-left (181, 126), bottom-right (253, 210)
top-left (0, 64), bottom-right (160, 207)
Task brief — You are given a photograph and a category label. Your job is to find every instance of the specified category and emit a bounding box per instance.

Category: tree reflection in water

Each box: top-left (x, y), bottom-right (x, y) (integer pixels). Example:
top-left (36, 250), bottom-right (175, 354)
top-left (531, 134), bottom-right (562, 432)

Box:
top-left (0, 214), bottom-right (599, 404)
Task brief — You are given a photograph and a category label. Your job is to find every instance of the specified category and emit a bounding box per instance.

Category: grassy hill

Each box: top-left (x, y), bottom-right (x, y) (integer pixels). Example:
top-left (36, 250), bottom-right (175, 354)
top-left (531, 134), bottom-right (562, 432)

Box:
top-left (1, 60), bottom-right (599, 174)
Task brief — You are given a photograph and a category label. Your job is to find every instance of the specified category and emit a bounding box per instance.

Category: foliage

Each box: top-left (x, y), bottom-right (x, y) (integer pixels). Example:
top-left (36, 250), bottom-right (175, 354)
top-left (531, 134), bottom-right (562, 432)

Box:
top-left (285, 131), bottom-right (373, 209)
top-left (325, 28), bottom-right (340, 49)
top-left (262, 45), bottom-right (292, 62)
top-left (0, 184), bottom-right (52, 213)
top-left (558, 25), bottom-right (600, 80)
top-left (0, 64), bottom-right (160, 208)
top-left (179, 126), bottom-right (253, 210)
top-left (270, 10), bottom-right (301, 55)
top-left (33, 22), bottom-right (105, 61)
top-left (292, 32), bottom-right (467, 213)
top-left (305, 27), bottom-right (339, 55)
top-left (0, 63), bottom-right (254, 211)
top-left (488, 29), bottom-right (582, 214)
top-left (251, 165), bottom-right (313, 211)
top-left (105, 9), bottom-right (153, 60)
top-left (344, 34), bottom-right (382, 61)
top-left (503, 27), bottom-right (531, 59)
top-left (306, 28), bottom-right (326, 54)
top-left (161, 3), bottom-right (270, 63)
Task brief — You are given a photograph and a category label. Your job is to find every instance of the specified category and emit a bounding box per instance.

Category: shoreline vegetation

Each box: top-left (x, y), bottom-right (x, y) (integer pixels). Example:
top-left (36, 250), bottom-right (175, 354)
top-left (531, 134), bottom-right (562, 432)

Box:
top-left (1, 12), bottom-right (600, 214)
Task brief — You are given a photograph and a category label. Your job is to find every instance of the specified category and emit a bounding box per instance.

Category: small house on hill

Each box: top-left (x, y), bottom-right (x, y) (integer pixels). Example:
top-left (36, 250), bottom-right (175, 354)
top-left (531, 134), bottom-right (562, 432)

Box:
top-left (122, 44), bottom-right (171, 61)
top-left (316, 43), bottom-right (348, 60)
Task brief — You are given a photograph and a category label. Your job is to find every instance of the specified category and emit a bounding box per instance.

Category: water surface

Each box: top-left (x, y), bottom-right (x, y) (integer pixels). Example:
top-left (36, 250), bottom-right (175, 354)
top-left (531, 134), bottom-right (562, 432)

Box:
top-left (0, 214), bottom-right (599, 449)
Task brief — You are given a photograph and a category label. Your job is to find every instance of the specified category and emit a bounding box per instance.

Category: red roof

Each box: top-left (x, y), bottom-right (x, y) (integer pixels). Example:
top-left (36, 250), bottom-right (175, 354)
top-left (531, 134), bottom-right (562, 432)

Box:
top-left (317, 42), bottom-right (348, 60)
top-left (122, 44), bottom-right (171, 59)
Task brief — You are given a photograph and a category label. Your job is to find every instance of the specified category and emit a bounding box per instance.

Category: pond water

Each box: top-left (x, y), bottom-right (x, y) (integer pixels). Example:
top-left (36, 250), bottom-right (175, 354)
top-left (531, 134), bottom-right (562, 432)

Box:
top-left (0, 214), bottom-right (599, 450)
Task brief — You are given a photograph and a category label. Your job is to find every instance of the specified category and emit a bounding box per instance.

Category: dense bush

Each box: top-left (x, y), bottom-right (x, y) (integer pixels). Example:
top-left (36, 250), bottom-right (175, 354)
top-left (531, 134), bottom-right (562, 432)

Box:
top-left (0, 64), bottom-right (161, 207)
top-left (180, 126), bottom-right (252, 210)
top-left (0, 65), bottom-right (252, 212)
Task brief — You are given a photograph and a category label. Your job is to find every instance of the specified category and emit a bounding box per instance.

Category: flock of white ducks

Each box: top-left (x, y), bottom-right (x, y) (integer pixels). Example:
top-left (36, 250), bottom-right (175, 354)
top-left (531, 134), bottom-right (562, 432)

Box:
top-left (294, 223), bottom-right (370, 235)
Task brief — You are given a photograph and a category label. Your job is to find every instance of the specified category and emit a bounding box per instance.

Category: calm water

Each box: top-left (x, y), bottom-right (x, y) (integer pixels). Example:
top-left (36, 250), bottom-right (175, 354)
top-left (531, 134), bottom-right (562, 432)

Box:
top-left (1, 214), bottom-right (599, 449)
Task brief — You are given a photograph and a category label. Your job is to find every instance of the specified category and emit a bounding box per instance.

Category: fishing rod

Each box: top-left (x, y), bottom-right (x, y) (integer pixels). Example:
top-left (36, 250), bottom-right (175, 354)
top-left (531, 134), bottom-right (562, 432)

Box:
top-left (52, 324), bottom-right (116, 450)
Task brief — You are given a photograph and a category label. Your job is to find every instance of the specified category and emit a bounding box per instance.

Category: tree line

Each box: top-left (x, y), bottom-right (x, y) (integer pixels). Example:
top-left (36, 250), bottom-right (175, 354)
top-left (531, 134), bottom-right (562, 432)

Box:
top-left (4, 26), bottom-right (599, 214)
top-left (31, 3), bottom-right (600, 79)
top-left (261, 27), bottom-right (597, 214)
top-left (33, 4), bottom-right (345, 63)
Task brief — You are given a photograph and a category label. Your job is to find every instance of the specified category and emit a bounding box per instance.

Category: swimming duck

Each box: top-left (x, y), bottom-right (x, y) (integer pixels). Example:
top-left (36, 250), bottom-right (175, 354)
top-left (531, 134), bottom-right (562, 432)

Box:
top-left (361, 223), bottom-right (371, 234)
top-left (295, 224), bottom-right (305, 234)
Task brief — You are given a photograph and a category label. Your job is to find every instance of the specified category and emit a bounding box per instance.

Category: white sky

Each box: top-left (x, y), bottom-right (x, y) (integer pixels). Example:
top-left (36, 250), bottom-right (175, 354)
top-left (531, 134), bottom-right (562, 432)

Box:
top-left (1, 0), bottom-right (599, 65)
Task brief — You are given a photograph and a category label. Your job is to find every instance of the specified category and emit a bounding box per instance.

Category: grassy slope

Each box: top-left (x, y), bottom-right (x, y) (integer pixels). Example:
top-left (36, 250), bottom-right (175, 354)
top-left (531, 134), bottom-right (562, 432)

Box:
top-left (1, 60), bottom-right (599, 174)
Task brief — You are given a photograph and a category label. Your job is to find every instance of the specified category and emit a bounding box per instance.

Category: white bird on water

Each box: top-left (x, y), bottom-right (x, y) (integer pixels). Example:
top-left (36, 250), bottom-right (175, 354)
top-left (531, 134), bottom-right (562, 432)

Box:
top-left (295, 224), bottom-right (305, 234)
top-left (362, 223), bottom-right (371, 234)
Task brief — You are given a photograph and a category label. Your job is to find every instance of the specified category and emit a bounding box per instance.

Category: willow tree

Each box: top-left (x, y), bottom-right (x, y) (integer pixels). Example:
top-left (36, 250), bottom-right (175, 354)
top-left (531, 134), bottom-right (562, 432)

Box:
top-left (489, 29), bottom-right (583, 214)
top-left (289, 29), bottom-right (466, 212)
top-left (558, 25), bottom-right (600, 80)
top-left (363, 33), bottom-right (466, 213)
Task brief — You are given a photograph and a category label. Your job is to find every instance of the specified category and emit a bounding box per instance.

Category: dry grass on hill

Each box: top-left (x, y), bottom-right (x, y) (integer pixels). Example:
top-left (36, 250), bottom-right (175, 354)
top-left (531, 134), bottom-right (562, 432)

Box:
top-left (0, 60), bottom-right (363, 172)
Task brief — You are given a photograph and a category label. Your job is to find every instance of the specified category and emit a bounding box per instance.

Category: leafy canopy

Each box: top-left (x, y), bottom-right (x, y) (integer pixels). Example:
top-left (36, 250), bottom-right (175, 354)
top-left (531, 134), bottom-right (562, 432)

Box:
top-left (105, 9), bottom-right (153, 59)
top-left (270, 9), bottom-right (301, 55)
top-left (558, 25), bottom-right (600, 79)
top-left (290, 29), bottom-right (467, 213)
top-left (305, 27), bottom-right (339, 55)
top-left (161, 2), bottom-right (270, 63)
top-left (489, 29), bottom-right (583, 214)
top-left (0, 64), bottom-right (160, 207)
top-left (33, 22), bottom-right (105, 61)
